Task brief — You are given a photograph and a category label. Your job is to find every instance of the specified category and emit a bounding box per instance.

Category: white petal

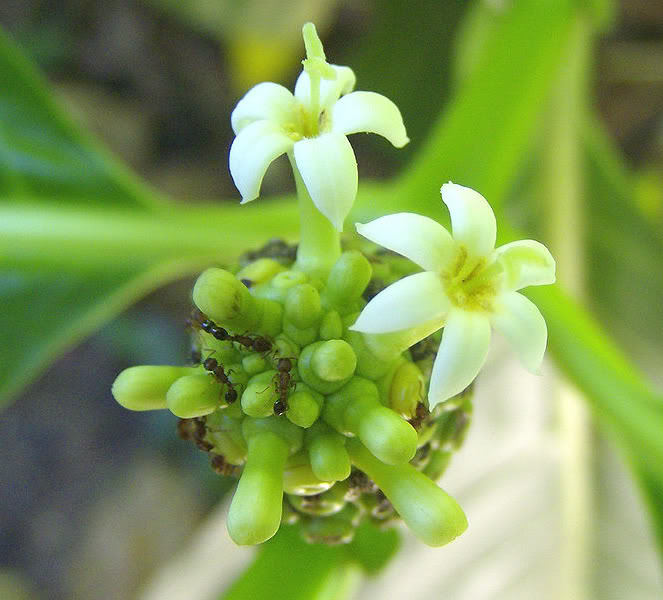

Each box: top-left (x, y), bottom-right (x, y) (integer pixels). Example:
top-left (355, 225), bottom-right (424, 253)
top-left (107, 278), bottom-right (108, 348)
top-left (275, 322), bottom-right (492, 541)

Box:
top-left (356, 213), bottom-right (454, 272)
top-left (491, 291), bottom-right (547, 374)
top-left (349, 272), bottom-right (450, 334)
top-left (331, 91), bottom-right (409, 148)
top-left (229, 120), bottom-right (294, 203)
top-left (493, 240), bottom-right (556, 291)
top-left (293, 132), bottom-right (357, 231)
top-left (295, 65), bottom-right (356, 112)
top-left (441, 182), bottom-right (496, 257)
top-left (230, 82), bottom-right (298, 134)
top-left (428, 309), bottom-right (491, 408)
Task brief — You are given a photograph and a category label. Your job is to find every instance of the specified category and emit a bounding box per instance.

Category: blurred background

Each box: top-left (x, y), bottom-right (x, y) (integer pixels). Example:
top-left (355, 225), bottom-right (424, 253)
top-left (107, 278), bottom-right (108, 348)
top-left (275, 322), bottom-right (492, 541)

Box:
top-left (0, 1), bottom-right (662, 598)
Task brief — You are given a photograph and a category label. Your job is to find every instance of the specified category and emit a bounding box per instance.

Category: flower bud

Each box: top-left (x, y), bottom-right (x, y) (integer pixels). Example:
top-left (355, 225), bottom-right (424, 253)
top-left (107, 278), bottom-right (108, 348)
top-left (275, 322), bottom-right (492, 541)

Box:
top-left (285, 283), bottom-right (322, 328)
top-left (306, 423), bottom-right (351, 482)
top-left (166, 374), bottom-right (221, 418)
top-left (325, 378), bottom-right (417, 465)
top-left (112, 365), bottom-right (195, 411)
top-left (286, 387), bottom-right (322, 428)
top-left (347, 439), bottom-right (467, 547)
top-left (193, 267), bottom-right (282, 335)
top-left (324, 251), bottom-right (372, 311)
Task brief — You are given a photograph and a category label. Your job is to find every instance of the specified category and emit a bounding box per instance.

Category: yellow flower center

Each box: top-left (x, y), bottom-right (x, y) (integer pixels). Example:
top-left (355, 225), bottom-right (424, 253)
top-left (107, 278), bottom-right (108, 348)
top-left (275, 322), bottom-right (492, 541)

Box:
top-left (441, 245), bottom-right (502, 312)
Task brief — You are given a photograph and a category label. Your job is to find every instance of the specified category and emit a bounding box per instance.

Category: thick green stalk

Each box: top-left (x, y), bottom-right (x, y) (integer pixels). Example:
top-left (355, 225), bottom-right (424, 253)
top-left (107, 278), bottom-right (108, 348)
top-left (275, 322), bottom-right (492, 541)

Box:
top-left (289, 153), bottom-right (341, 278)
top-left (542, 13), bottom-right (593, 600)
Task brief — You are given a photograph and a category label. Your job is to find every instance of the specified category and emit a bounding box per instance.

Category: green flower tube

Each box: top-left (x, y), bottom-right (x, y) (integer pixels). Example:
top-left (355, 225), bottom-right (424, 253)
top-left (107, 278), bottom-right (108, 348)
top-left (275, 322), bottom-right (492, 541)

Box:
top-left (227, 430), bottom-right (290, 545)
top-left (166, 373), bottom-right (222, 418)
top-left (325, 378), bottom-right (417, 465)
top-left (347, 438), bottom-right (467, 547)
top-left (227, 417), bottom-right (304, 544)
top-left (112, 365), bottom-right (196, 411)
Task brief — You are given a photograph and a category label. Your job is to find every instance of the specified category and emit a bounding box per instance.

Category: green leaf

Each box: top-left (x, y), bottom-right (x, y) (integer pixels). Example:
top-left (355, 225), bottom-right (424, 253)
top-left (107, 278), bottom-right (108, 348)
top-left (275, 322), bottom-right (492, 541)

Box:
top-left (220, 523), bottom-right (399, 600)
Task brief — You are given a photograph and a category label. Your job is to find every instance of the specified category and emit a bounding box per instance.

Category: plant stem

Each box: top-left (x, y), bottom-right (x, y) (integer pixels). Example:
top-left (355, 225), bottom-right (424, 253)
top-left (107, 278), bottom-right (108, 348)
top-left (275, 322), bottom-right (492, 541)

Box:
top-left (289, 153), bottom-right (341, 278)
top-left (542, 13), bottom-right (593, 600)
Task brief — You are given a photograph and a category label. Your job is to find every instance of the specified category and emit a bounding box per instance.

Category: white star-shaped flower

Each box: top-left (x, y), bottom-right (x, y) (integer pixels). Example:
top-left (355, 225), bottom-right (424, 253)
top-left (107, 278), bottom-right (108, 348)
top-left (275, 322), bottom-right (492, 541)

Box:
top-left (229, 23), bottom-right (409, 231)
top-left (350, 182), bottom-right (556, 409)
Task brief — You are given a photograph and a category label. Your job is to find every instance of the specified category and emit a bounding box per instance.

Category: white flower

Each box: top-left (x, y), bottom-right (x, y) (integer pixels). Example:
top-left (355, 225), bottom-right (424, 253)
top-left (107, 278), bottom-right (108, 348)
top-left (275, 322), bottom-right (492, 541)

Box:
top-left (229, 23), bottom-right (409, 231)
top-left (350, 182), bottom-right (556, 409)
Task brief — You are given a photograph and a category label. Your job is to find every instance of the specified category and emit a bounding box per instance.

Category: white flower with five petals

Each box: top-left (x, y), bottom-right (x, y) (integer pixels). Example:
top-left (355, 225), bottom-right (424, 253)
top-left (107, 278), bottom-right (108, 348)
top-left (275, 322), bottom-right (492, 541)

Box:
top-left (350, 182), bottom-right (556, 409)
top-left (229, 24), bottom-right (409, 231)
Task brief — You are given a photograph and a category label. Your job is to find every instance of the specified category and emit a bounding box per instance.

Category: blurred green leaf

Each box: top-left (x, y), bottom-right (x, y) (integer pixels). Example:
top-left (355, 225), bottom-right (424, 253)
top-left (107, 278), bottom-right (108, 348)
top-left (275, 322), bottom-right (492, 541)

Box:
top-left (385, 0), bottom-right (576, 220)
top-left (583, 116), bottom-right (663, 349)
top-left (220, 523), bottom-right (399, 600)
top-left (0, 27), bottom-right (297, 406)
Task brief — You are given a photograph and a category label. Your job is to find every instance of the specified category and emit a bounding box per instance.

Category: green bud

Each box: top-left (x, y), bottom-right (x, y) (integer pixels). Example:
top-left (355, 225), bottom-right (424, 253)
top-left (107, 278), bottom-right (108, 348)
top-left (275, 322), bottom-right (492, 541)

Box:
top-left (324, 251), bottom-right (372, 312)
top-left (298, 341), bottom-right (352, 394)
top-left (285, 283), bottom-right (322, 328)
top-left (272, 270), bottom-right (308, 290)
top-left (283, 450), bottom-right (333, 496)
top-left (286, 389), bottom-right (322, 428)
top-left (389, 361), bottom-right (425, 418)
top-left (236, 258), bottom-right (285, 286)
top-left (319, 310), bottom-right (342, 340)
top-left (227, 431), bottom-right (289, 545)
top-left (347, 439), bottom-right (467, 547)
top-left (241, 371), bottom-right (277, 418)
top-left (306, 423), bottom-right (351, 482)
top-left (344, 330), bottom-right (395, 380)
top-left (283, 320), bottom-right (318, 347)
top-left (193, 268), bottom-right (282, 336)
top-left (311, 340), bottom-right (357, 382)
top-left (166, 374), bottom-right (221, 418)
top-left (242, 353), bottom-right (267, 376)
top-left (112, 365), bottom-right (194, 411)
top-left (326, 378), bottom-right (417, 465)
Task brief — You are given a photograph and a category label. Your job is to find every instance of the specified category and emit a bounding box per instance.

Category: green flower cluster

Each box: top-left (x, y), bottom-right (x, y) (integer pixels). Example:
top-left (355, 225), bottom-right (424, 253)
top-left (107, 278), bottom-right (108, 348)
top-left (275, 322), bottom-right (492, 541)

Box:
top-left (112, 242), bottom-right (469, 547)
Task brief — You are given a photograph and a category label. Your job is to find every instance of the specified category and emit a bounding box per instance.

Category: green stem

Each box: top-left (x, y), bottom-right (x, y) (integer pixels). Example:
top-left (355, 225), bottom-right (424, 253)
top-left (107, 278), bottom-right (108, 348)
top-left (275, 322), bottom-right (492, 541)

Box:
top-left (289, 153), bottom-right (341, 278)
top-left (542, 13), bottom-right (593, 600)
top-left (0, 200), bottom-right (298, 270)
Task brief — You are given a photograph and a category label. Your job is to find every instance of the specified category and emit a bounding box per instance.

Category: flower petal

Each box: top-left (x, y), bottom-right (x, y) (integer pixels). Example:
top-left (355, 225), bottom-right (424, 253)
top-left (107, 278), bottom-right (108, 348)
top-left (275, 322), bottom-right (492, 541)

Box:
top-left (331, 91), bottom-right (409, 148)
top-left (491, 291), bottom-right (547, 374)
top-left (493, 240), bottom-right (556, 291)
top-left (293, 132), bottom-right (357, 231)
top-left (356, 213), bottom-right (454, 272)
top-left (229, 120), bottom-right (294, 203)
top-left (295, 65), bottom-right (356, 112)
top-left (231, 82), bottom-right (298, 134)
top-left (349, 271), bottom-right (450, 334)
top-left (428, 309), bottom-right (491, 408)
top-left (441, 182), bottom-right (496, 257)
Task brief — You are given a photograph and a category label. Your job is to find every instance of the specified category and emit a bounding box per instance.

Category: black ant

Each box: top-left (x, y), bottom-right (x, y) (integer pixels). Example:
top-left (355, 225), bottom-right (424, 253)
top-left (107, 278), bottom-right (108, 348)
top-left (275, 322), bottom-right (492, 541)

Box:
top-left (210, 454), bottom-right (240, 477)
top-left (408, 402), bottom-right (429, 430)
top-left (177, 417), bottom-right (214, 452)
top-left (188, 309), bottom-right (272, 353)
top-left (202, 356), bottom-right (238, 404)
top-left (272, 357), bottom-right (296, 416)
